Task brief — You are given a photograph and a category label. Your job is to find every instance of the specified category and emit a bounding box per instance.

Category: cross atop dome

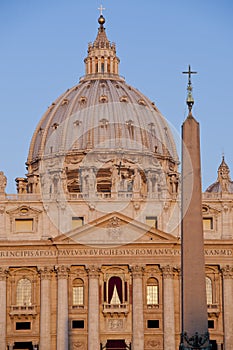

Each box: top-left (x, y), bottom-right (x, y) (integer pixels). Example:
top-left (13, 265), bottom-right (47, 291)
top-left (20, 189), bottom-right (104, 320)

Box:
top-left (98, 4), bottom-right (106, 16)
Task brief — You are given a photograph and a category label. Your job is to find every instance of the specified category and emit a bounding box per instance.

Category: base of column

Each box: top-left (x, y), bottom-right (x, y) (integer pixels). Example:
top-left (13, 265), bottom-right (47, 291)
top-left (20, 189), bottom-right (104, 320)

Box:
top-left (179, 331), bottom-right (212, 349)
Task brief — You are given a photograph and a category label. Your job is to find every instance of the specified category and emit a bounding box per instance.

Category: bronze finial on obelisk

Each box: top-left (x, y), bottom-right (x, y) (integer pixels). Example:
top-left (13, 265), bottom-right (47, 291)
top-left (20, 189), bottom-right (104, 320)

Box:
top-left (179, 66), bottom-right (211, 349)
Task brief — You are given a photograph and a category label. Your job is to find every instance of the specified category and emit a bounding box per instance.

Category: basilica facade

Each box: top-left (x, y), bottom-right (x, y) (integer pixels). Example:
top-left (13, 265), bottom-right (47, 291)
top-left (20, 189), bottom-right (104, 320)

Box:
top-left (0, 13), bottom-right (232, 350)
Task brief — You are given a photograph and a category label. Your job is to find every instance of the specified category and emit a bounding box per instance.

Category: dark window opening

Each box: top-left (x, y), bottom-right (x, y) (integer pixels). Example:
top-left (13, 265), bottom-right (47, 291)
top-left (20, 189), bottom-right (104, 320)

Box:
top-left (147, 319), bottom-right (159, 328)
top-left (208, 320), bottom-right (214, 329)
top-left (124, 281), bottom-right (128, 302)
top-left (72, 320), bottom-right (84, 329)
top-left (16, 322), bottom-right (31, 330)
top-left (106, 339), bottom-right (127, 349)
top-left (13, 342), bottom-right (33, 350)
top-left (104, 281), bottom-right (107, 302)
top-left (210, 340), bottom-right (217, 350)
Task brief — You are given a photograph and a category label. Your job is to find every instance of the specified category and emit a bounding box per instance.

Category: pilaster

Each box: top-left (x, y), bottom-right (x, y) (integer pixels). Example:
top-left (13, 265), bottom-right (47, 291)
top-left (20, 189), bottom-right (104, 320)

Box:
top-left (87, 265), bottom-right (100, 350)
top-left (56, 265), bottom-right (70, 350)
top-left (39, 266), bottom-right (52, 350)
top-left (131, 265), bottom-right (144, 350)
top-left (0, 267), bottom-right (8, 350)
top-left (221, 265), bottom-right (233, 350)
top-left (161, 265), bottom-right (176, 350)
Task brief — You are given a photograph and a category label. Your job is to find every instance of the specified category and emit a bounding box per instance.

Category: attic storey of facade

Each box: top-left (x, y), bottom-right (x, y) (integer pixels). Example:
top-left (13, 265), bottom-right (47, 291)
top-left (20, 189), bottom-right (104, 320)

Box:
top-left (0, 12), bottom-right (232, 350)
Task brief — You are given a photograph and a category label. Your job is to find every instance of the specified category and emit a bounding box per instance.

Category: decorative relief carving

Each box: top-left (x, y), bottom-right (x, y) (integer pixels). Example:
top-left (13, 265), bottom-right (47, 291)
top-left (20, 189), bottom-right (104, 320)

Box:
top-left (221, 265), bottom-right (233, 279)
top-left (0, 205), bottom-right (5, 214)
top-left (107, 216), bottom-right (121, 240)
top-left (0, 267), bottom-right (8, 281)
top-left (38, 266), bottom-right (53, 280)
top-left (108, 318), bottom-right (123, 330)
top-left (146, 339), bottom-right (161, 348)
top-left (131, 265), bottom-right (144, 278)
top-left (161, 265), bottom-right (174, 279)
top-left (73, 341), bottom-right (85, 349)
top-left (87, 265), bottom-right (100, 278)
top-left (56, 265), bottom-right (70, 279)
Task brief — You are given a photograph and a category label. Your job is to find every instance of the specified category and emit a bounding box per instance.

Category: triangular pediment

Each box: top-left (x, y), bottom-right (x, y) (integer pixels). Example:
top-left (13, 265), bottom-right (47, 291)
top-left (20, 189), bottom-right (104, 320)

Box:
top-left (202, 204), bottom-right (221, 216)
top-left (6, 205), bottom-right (42, 216)
top-left (54, 212), bottom-right (177, 246)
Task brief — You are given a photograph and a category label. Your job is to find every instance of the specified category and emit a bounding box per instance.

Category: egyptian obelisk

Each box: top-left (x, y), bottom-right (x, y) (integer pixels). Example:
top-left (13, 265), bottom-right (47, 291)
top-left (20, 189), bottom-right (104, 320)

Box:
top-left (180, 66), bottom-right (211, 349)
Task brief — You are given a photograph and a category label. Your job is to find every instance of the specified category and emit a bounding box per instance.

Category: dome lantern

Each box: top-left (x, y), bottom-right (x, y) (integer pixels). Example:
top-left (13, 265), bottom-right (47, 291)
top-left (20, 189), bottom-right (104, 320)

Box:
top-left (83, 14), bottom-right (120, 79)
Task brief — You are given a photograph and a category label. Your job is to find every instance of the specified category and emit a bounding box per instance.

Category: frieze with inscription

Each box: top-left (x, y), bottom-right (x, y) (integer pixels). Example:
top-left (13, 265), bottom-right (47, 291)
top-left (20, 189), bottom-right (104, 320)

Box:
top-left (0, 247), bottom-right (231, 259)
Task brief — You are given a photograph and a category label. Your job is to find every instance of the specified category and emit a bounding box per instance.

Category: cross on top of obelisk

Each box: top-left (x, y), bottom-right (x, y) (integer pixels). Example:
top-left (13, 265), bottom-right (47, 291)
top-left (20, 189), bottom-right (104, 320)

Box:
top-left (98, 4), bottom-right (106, 16)
top-left (182, 65), bottom-right (197, 88)
top-left (182, 65), bottom-right (197, 114)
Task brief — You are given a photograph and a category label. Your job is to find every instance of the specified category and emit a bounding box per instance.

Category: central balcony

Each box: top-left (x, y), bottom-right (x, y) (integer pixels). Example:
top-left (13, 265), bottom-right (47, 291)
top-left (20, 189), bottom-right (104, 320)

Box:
top-left (102, 302), bottom-right (129, 316)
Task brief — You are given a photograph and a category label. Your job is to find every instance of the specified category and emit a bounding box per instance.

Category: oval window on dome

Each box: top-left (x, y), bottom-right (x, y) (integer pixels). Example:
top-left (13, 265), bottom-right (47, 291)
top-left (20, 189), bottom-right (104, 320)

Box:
top-left (99, 95), bottom-right (108, 103)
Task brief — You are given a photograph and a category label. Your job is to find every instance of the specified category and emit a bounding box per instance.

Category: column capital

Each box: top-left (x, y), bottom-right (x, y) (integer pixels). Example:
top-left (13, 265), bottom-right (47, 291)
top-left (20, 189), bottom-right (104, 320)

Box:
top-left (0, 267), bottom-right (8, 280)
top-left (55, 265), bottom-right (70, 279)
top-left (131, 265), bottom-right (144, 278)
top-left (7, 341), bottom-right (15, 347)
top-left (221, 265), bottom-right (233, 279)
top-left (38, 266), bottom-right (53, 280)
top-left (86, 265), bottom-right (100, 278)
top-left (161, 265), bottom-right (174, 279)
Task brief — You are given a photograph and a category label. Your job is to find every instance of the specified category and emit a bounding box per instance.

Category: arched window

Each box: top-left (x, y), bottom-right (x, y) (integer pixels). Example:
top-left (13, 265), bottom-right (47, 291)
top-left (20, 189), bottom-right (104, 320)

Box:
top-left (108, 276), bottom-right (123, 305)
top-left (72, 278), bottom-right (84, 306)
top-left (16, 278), bottom-right (32, 306)
top-left (146, 277), bottom-right (159, 305)
top-left (206, 277), bottom-right (213, 305)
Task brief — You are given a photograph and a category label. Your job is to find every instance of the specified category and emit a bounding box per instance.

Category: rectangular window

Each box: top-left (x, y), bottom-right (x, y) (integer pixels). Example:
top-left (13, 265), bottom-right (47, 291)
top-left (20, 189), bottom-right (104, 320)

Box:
top-left (73, 286), bottom-right (84, 305)
top-left (208, 320), bottom-right (214, 329)
top-left (147, 285), bottom-right (158, 305)
top-left (72, 217), bottom-right (84, 229)
top-left (203, 217), bottom-right (213, 230)
top-left (146, 216), bottom-right (158, 229)
top-left (72, 320), bottom-right (84, 329)
top-left (147, 320), bottom-right (159, 328)
top-left (16, 322), bottom-right (31, 330)
top-left (15, 218), bottom-right (33, 232)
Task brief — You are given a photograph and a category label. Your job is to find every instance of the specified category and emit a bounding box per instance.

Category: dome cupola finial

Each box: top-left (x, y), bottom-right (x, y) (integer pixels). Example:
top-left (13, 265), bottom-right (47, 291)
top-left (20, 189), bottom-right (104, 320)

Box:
top-left (98, 4), bottom-right (106, 28)
top-left (182, 65), bottom-right (197, 115)
top-left (83, 5), bottom-right (120, 80)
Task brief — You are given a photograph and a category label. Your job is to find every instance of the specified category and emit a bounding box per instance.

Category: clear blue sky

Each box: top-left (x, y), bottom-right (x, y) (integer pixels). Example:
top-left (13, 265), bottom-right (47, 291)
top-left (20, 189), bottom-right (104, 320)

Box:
top-left (1, 0), bottom-right (233, 193)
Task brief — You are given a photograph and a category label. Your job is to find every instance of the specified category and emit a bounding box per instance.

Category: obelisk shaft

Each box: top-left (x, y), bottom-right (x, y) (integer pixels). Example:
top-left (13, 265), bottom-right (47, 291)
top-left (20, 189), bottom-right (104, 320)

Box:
top-left (181, 114), bottom-right (208, 338)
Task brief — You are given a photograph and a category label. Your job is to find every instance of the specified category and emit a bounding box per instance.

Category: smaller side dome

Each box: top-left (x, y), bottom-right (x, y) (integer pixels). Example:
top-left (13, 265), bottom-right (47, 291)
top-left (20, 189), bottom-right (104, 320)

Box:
top-left (206, 156), bottom-right (233, 193)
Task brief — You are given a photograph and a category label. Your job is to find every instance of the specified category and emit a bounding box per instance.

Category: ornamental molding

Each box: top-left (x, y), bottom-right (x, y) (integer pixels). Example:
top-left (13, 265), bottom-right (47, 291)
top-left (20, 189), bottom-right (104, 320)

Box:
top-left (221, 265), bottom-right (233, 279)
top-left (202, 204), bottom-right (221, 216)
top-left (0, 267), bottom-right (8, 280)
top-left (6, 205), bottom-right (42, 216)
top-left (55, 265), bottom-right (70, 279)
top-left (161, 265), bottom-right (174, 279)
top-left (145, 339), bottom-right (162, 348)
top-left (131, 264), bottom-right (144, 278)
top-left (108, 318), bottom-right (124, 331)
top-left (73, 342), bottom-right (85, 349)
top-left (38, 266), bottom-right (53, 280)
top-left (86, 265), bottom-right (100, 278)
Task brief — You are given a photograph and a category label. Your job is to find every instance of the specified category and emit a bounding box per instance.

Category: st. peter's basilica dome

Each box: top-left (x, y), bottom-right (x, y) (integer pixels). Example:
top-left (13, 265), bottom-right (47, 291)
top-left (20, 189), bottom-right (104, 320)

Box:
top-left (18, 15), bottom-right (179, 198)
